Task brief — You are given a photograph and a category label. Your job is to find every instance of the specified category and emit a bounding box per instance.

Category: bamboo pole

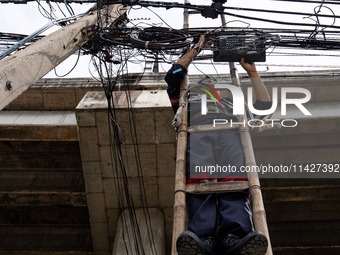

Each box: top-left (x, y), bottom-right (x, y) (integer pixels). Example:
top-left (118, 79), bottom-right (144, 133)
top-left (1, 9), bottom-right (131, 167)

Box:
top-left (220, 12), bottom-right (272, 254)
top-left (171, 76), bottom-right (189, 255)
top-left (183, 0), bottom-right (189, 30)
top-left (229, 62), bottom-right (273, 255)
top-left (171, 8), bottom-right (190, 255)
top-left (186, 181), bottom-right (249, 194)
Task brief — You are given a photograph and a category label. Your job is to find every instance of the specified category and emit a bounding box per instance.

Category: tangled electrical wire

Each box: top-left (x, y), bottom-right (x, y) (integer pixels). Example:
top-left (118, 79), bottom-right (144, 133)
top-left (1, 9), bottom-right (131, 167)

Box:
top-left (3, 0), bottom-right (340, 60)
top-left (0, 32), bottom-right (43, 53)
top-left (85, 6), bottom-right (163, 255)
top-left (0, 1), bottom-right (332, 255)
top-left (2, 3), bottom-right (340, 255)
top-left (83, 26), bottom-right (194, 64)
top-left (45, 1), bottom-right (340, 254)
top-left (83, 24), bottom-right (340, 66)
top-left (78, 0), bottom-right (340, 65)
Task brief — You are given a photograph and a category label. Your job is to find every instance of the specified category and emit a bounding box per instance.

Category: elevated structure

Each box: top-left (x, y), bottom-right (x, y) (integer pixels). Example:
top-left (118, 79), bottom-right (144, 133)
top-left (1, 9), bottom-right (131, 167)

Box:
top-left (1, 0), bottom-right (340, 254)
top-left (0, 70), bottom-right (340, 254)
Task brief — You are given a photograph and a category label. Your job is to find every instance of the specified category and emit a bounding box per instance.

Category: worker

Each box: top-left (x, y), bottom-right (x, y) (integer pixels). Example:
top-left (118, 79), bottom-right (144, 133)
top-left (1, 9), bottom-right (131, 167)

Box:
top-left (164, 33), bottom-right (272, 255)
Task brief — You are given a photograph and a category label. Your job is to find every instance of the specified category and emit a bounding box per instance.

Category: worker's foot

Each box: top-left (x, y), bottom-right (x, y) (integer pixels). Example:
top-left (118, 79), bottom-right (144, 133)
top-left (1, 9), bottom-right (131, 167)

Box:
top-left (176, 230), bottom-right (216, 255)
top-left (221, 231), bottom-right (268, 255)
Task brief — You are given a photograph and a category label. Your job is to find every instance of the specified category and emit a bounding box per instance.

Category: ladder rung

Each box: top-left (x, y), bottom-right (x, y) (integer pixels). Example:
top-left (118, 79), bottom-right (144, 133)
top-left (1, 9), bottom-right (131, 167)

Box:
top-left (187, 124), bottom-right (239, 133)
top-left (185, 181), bottom-right (249, 194)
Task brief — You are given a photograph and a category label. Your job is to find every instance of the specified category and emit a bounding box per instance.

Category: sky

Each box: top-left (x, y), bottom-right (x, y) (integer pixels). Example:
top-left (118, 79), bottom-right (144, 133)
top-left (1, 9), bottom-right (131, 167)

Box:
top-left (1, 0), bottom-right (340, 78)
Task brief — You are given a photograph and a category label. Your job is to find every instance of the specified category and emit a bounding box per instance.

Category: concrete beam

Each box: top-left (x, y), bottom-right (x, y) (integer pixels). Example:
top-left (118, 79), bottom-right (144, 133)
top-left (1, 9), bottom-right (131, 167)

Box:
top-left (1, 206), bottom-right (90, 224)
top-left (272, 246), bottom-right (340, 255)
top-left (269, 221), bottom-right (340, 247)
top-left (0, 191), bottom-right (87, 206)
top-left (0, 4), bottom-right (127, 111)
top-left (0, 225), bottom-right (92, 250)
top-left (265, 200), bottom-right (340, 222)
top-left (0, 170), bottom-right (84, 191)
top-left (0, 111), bottom-right (78, 141)
top-left (262, 185), bottom-right (340, 202)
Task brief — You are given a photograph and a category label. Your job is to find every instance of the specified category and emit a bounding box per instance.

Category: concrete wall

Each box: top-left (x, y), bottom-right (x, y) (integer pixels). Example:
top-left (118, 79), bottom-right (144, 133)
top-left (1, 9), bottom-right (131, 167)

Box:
top-left (3, 70), bottom-right (340, 254)
top-left (74, 71), bottom-right (340, 254)
top-left (76, 90), bottom-right (177, 255)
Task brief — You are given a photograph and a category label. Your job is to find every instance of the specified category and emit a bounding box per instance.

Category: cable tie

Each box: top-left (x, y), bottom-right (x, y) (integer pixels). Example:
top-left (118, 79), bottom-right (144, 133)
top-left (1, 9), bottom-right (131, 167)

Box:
top-left (174, 189), bottom-right (186, 194)
top-left (176, 130), bottom-right (188, 135)
top-left (145, 41), bottom-right (149, 49)
top-left (249, 185), bottom-right (261, 193)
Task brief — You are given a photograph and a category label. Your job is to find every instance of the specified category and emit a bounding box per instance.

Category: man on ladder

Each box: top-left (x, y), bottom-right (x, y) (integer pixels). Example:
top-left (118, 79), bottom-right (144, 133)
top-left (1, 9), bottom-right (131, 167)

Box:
top-left (165, 33), bottom-right (272, 255)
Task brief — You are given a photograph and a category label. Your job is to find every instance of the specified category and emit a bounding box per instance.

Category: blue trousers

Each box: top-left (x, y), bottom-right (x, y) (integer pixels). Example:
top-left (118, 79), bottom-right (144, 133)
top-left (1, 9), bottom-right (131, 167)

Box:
top-left (186, 130), bottom-right (254, 239)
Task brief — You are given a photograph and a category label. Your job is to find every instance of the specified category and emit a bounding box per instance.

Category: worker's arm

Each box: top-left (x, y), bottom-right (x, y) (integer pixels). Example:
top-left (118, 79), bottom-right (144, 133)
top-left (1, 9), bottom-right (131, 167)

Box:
top-left (240, 58), bottom-right (271, 102)
top-left (176, 33), bottom-right (212, 68)
top-left (165, 33), bottom-right (213, 113)
top-left (239, 58), bottom-right (271, 102)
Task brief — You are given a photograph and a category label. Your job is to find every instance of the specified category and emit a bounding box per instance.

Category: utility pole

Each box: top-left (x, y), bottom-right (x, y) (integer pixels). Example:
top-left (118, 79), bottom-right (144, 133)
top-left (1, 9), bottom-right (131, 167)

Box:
top-left (183, 0), bottom-right (189, 29)
top-left (0, 4), bottom-right (128, 111)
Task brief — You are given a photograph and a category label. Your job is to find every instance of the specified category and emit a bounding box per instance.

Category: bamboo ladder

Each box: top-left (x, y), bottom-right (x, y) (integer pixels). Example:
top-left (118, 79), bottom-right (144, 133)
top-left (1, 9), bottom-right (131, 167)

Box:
top-left (170, 8), bottom-right (273, 255)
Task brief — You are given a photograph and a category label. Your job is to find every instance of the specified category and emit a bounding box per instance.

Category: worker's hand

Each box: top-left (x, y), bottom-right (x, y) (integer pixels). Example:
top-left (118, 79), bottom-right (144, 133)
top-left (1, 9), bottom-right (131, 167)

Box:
top-left (240, 58), bottom-right (259, 78)
top-left (240, 57), bottom-right (256, 73)
top-left (197, 31), bottom-right (214, 49)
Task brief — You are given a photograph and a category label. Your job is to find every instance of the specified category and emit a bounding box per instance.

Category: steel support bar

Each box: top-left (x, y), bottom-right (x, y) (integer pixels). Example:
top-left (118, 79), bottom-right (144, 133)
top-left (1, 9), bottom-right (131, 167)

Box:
top-left (0, 4), bottom-right (127, 111)
top-left (171, 10), bottom-right (189, 254)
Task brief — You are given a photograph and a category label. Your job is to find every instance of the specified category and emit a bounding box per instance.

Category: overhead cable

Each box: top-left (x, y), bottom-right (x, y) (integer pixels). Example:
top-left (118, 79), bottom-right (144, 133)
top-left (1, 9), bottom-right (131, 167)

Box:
top-left (0, 4), bottom-right (96, 60)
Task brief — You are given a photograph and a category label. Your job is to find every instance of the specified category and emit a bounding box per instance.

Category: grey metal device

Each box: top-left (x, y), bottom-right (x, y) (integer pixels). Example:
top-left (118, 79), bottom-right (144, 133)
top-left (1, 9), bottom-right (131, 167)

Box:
top-left (213, 31), bottom-right (266, 62)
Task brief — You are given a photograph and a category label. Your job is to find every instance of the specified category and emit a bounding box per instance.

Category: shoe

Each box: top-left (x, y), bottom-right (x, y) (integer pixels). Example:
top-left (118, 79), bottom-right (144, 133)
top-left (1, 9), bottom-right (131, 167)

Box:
top-left (221, 231), bottom-right (268, 255)
top-left (176, 230), bottom-right (216, 255)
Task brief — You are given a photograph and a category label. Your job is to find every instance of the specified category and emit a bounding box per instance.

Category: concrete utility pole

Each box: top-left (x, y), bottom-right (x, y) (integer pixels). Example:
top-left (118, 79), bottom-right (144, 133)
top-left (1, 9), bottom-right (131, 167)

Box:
top-left (0, 4), bottom-right (127, 111)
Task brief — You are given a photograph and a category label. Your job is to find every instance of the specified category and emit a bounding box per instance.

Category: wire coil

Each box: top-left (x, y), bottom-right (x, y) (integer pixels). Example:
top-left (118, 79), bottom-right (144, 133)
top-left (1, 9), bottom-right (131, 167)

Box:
top-left (129, 27), bottom-right (193, 50)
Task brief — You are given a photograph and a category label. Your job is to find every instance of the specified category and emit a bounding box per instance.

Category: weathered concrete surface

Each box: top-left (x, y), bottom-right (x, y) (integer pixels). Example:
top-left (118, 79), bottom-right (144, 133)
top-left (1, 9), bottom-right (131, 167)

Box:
top-left (112, 208), bottom-right (166, 255)
top-left (76, 79), bottom-right (340, 254)
top-left (0, 111), bottom-right (78, 141)
top-left (0, 225), bottom-right (92, 250)
top-left (76, 90), bottom-right (176, 255)
top-left (0, 191), bottom-right (86, 206)
top-left (1, 70), bottom-right (340, 254)
top-left (0, 112), bottom-right (91, 253)
top-left (7, 69), bottom-right (340, 110)
top-left (0, 111), bottom-right (76, 126)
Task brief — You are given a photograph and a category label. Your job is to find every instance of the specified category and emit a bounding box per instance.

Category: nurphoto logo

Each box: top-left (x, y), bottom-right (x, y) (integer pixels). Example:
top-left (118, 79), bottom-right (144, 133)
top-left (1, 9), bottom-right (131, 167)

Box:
top-left (200, 84), bottom-right (311, 128)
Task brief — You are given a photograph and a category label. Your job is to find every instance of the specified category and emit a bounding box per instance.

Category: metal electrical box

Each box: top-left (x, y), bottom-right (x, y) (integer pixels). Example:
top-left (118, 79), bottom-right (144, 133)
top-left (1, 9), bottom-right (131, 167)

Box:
top-left (213, 32), bottom-right (266, 62)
